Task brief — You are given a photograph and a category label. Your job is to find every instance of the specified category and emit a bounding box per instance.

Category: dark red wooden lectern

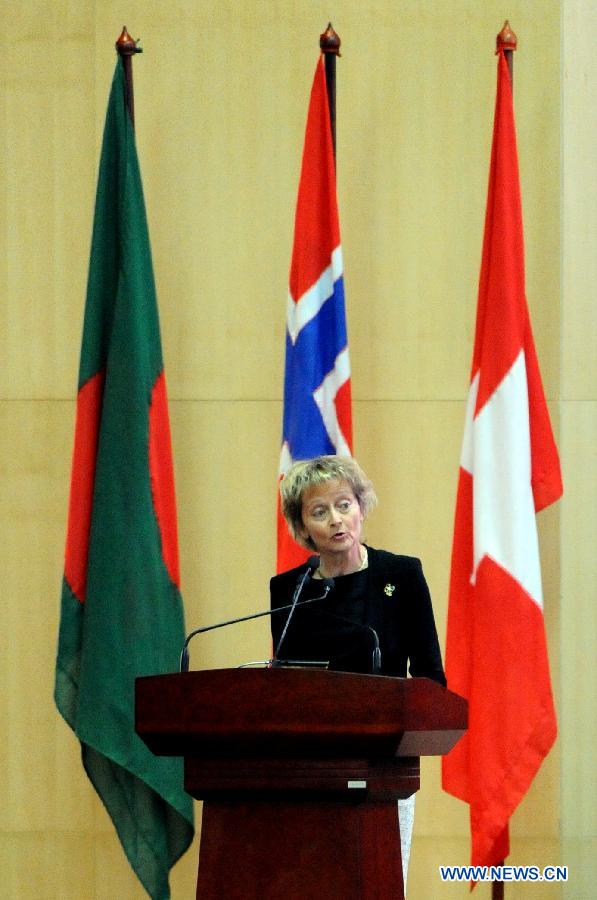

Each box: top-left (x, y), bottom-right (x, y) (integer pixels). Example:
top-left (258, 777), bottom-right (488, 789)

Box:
top-left (136, 669), bottom-right (466, 899)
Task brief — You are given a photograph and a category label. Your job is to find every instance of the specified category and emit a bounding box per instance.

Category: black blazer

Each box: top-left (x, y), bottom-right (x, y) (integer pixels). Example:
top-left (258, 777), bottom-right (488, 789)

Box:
top-left (270, 546), bottom-right (446, 685)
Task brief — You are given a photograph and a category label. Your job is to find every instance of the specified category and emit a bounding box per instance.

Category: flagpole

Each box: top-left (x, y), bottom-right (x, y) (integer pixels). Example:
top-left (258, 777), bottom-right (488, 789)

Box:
top-left (490, 27), bottom-right (518, 900)
top-left (115, 26), bottom-right (142, 127)
top-left (492, 27), bottom-right (517, 898)
top-left (497, 20), bottom-right (517, 87)
top-left (319, 22), bottom-right (341, 163)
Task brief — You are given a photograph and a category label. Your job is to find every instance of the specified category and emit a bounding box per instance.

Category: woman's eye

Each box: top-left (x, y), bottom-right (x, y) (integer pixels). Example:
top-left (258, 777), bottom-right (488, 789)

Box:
top-left (337, 501), bottom-right (351, 512)
top-left (311, 508), bottom-right (326, 518)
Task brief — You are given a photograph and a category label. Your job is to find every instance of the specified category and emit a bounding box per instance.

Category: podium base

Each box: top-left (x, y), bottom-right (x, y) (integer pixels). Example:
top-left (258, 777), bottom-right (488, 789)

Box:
top-left (197, 799), bottom-right (405, 900)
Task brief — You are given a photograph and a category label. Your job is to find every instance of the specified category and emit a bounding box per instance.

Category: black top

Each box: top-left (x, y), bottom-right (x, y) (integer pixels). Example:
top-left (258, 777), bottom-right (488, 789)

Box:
top-left (270, 546), bottom-right (446, 685)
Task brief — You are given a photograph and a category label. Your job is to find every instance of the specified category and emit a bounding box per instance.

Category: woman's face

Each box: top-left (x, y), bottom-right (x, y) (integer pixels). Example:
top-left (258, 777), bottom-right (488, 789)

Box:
top-left (299, 478), bottom-right (364, 556)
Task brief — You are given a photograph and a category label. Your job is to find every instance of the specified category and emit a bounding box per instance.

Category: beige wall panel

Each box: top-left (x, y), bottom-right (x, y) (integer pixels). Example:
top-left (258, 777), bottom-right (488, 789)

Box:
top-left (562, 0), bottom-right (597, 400)
top-left (562, 836), bottom-right (597, 900)
top-left (352, 400), bottom-right (463, 580)
top-left (0, 0), bottom-right (573, 896)
top-left (84, 1), bottom-right (560, 406)
top-left (353, 396), bottom-right (461, 849)
top-left (560, 401), bottom-right (596, 838)
top-left (171, 398), bottom-right (282, 668)
top-left (492, 837), bottom-right (562, 898)
top-left (95, 826), bottom-right (200, 900)
top-left (0, 4), bottom-right (95, 401)
top-left (411, 837), bottom-right (486, 898)
top-left (93, 2), bottom-right (323, 403)
top-left (0, 400), bottom-right (100, 832)
top-left (560, 4), bottom-right (597, 897)
top-left (0, 832), bottom-right (95, 900)
top-left (342, 1), bottom-right (560, 404)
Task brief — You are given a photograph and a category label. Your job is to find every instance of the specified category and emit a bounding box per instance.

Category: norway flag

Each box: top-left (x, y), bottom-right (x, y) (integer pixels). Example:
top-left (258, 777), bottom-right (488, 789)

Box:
top-left (277, 57), bottom-right (353, 573)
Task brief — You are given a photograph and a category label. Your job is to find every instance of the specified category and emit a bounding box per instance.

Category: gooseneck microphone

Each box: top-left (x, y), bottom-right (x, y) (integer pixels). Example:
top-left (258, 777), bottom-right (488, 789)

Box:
top-left (271, 556), bottom-right (320, 666)
top-left (179, 559), bottom-right (381, 674)
top-left (179, 557), bottom-right (332, 672)
top-left (317, 609), bottom-right (382, 675)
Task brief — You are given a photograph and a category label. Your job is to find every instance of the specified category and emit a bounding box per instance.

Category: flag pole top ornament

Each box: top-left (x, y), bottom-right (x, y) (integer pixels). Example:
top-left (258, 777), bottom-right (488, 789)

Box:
top-left (320, 23), bottom-right (341, 57)
top-left (115, 26), bottom-right (142, 56)
top-left (496, 20), bottom-right (517, 53)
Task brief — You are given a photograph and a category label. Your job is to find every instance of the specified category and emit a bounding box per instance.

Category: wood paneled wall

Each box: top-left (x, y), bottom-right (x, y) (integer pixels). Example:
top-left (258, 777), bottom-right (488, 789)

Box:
top-left (1, 1), bottom-right (594, 897)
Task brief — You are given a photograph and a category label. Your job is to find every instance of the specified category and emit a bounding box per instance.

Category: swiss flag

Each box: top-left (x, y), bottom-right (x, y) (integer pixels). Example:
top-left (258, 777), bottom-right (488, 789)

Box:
top-left (441, 50), bottom-right (563, 869)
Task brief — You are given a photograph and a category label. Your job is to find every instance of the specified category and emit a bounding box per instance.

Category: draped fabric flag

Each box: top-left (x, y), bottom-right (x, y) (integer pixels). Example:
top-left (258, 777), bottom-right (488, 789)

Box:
top-left (54, 58), bottom-right (194, 900)
top-left (277, 56), bottom-right (353, 572)
top-left (442, 50), bottom-right (563, 870)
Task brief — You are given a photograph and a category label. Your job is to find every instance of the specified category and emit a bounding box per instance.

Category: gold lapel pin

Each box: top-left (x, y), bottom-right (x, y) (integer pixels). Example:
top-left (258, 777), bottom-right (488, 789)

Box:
top-left (384, 583), bottom-right (396, 597)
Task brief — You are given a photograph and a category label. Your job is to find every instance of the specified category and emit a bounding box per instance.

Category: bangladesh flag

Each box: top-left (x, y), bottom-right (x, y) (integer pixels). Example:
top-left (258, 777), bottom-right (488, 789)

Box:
top-left (54, 57), bottom-right (194, 899)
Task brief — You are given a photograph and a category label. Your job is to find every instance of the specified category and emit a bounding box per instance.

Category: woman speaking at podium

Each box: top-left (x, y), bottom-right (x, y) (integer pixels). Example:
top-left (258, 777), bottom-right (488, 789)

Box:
top-left (271, 455), bottom-right (446, 684)
top-left (270, 454), bottom-right (446, 890)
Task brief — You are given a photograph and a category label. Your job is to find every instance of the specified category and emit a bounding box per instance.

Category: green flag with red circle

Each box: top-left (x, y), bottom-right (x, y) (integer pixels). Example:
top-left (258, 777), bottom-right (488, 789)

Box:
top-left (54, 56), bottom-right (194, 900)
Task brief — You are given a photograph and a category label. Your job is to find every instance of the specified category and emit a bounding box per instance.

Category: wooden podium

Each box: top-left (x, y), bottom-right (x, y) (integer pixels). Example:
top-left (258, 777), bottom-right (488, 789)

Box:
top-left (136, 668), bottom-right (467, 899)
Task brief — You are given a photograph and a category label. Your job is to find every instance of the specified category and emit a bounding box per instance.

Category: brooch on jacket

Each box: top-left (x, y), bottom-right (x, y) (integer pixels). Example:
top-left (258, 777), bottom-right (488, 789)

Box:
top-left (384, 583), bottom-right (396, 597)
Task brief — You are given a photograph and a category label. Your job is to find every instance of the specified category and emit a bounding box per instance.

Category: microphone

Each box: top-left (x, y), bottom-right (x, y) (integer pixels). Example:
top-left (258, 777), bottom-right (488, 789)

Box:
top-left (179, 559), bottom-right (331, 672)
top-left (270, 556), bottom-right (320, 666)
top-left (313, 609), bottom-right (382, 675)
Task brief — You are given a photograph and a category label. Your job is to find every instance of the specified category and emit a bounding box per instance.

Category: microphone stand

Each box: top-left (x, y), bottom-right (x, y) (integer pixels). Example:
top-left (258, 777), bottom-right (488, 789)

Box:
top-left (271, 561), bottom-right (330, 666)
top-left (179, 585), bottom-right (332, 672)
top-left (315, 609), bottom-right (382, 675)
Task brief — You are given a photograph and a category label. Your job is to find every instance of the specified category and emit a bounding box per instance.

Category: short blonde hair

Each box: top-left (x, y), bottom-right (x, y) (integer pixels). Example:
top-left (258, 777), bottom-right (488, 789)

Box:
top-left (280, 455), bottom-right (377, 550)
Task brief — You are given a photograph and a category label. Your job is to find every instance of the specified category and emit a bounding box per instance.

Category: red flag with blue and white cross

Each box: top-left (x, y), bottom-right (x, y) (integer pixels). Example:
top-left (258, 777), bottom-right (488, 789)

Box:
top-left (277, 56), bottom-right (353, 573)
